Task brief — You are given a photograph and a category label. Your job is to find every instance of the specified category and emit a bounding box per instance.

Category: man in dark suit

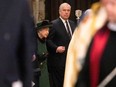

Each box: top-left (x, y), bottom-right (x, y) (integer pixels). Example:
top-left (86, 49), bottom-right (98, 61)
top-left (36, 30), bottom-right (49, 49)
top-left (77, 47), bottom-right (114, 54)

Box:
top-left (0, 0), bottom-right (36, 87)
top-left (46, 3), bottom-right (76, 87)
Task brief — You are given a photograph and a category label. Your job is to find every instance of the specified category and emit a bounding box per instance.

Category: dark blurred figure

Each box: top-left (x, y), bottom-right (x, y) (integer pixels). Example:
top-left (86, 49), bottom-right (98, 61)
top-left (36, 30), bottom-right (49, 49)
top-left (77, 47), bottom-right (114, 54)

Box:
top-left (32, 20), bottom-right (52, 87)
top-left (0, 0), bottom-right (36, 87)
top-left (46, 3), bottom-right (76, 87)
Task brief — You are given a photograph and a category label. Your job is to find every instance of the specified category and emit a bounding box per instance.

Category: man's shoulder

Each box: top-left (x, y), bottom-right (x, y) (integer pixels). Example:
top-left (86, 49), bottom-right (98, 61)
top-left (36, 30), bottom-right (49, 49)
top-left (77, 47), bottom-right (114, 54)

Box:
top-left (69, 20), bottom-right (76, 27)
top-left (69, 20), bottom-right (75, 23)
top-left (52, 18), bottom-right (61, 23)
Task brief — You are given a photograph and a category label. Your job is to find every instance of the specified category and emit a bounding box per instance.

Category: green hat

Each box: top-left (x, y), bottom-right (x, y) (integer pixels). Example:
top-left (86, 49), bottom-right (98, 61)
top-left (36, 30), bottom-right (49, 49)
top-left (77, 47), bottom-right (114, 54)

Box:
top-left (36, 20), bottom-right (52, 30)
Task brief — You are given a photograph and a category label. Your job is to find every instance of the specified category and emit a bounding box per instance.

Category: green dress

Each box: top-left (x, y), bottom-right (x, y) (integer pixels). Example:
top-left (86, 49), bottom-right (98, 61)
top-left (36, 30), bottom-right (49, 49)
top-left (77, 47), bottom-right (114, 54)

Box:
top-left (37, 39), bottom-right (50, 87)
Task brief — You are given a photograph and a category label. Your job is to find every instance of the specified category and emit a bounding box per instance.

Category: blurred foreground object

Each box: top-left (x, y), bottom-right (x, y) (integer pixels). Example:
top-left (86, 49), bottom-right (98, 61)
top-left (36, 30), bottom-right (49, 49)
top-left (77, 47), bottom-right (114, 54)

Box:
top-left (63, 2), bottom-right (108, 87)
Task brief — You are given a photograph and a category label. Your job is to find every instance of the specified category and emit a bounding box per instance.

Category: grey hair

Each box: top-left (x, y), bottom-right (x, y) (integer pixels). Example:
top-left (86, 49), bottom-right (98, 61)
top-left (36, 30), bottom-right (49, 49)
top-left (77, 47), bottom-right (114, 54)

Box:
top-left (59, 3), bottom-right (71, 11)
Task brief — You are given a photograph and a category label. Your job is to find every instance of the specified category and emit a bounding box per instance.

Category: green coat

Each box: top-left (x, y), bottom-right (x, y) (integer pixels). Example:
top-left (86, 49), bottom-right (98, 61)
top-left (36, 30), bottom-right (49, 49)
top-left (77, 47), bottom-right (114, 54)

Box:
top-left (37, 38), bottom-right (50, 87)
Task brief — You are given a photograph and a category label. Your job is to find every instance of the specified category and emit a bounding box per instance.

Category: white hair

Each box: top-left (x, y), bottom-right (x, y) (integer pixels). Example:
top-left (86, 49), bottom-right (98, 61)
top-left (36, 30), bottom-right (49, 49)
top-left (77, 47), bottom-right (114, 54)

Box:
top-left (59, 3), bottom-right (71, 11)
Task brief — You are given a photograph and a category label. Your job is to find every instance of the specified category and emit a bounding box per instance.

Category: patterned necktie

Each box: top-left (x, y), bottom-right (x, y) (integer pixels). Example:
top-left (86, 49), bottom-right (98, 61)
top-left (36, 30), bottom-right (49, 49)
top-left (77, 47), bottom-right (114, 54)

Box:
top-left (65, 21), bottom-right (71, 38)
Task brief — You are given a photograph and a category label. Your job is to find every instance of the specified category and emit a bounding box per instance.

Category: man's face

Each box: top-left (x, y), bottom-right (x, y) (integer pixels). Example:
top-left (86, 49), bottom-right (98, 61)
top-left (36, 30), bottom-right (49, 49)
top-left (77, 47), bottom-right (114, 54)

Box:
top-left (102, 0), bottom-right (116, 23)
top-left (59, 4), bottom-right (71, 20)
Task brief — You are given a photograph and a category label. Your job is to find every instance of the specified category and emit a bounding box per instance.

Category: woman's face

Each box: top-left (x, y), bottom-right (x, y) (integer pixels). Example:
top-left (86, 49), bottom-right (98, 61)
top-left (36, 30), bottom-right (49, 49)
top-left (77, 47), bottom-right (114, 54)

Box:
top-left (37, 27), bottom-right (49, 39)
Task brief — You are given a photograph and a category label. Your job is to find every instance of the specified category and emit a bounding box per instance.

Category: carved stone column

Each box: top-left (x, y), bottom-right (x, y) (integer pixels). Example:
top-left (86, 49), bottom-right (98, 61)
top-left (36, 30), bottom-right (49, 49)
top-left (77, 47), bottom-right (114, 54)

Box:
top-left (32, 0), bottom-right (45, 23)
top-left (38, 0), bottom-right (45, 21)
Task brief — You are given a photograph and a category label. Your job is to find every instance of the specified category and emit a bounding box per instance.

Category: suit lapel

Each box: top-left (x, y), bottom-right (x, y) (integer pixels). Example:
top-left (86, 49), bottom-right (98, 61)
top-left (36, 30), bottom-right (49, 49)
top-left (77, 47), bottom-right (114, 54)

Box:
top-left (69, 21), bottom-right (75, 33)
top-left (58, 18), bottom-right (69, 36)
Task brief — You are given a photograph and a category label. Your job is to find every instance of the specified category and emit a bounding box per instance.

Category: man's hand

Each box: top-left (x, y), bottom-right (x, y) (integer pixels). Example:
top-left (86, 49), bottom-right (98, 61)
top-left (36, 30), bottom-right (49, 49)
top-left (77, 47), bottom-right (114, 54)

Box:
top-left (56, 46), bottom-right (65, 53)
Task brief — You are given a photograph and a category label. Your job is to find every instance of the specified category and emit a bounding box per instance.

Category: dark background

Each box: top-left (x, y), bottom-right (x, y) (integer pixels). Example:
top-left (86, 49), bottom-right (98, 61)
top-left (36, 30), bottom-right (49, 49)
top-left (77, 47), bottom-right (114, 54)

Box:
top-left (45, 0), bottom-right (99, 21)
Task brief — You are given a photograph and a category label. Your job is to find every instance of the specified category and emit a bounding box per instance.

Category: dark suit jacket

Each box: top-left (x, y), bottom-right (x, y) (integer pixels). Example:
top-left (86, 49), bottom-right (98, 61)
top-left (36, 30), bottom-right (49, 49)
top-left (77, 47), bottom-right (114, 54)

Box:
top-left (0, 0), bottom-right (36, 87)
top-left (47, 18), bottom-right (76, 69)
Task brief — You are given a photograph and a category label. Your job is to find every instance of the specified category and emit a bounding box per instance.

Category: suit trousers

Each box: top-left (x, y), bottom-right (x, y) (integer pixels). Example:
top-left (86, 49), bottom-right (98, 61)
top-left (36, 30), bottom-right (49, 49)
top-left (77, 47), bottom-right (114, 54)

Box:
top-left (48, 66), bottom-right (65, 87)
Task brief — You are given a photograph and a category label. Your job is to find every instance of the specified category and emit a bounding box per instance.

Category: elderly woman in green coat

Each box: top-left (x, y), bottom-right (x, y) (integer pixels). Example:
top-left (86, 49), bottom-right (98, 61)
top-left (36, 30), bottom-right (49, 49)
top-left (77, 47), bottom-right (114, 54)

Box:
top-left (32, 20), bottom-right (52, 87)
